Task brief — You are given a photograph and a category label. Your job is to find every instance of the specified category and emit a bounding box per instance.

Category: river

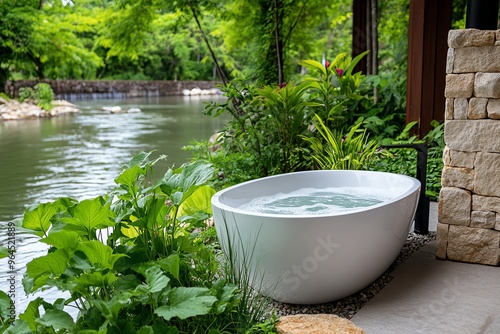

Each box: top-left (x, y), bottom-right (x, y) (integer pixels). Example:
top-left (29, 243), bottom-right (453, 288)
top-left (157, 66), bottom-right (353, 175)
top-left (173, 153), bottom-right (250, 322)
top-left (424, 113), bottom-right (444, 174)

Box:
top-left (0, 95), bottom-right (228, 315)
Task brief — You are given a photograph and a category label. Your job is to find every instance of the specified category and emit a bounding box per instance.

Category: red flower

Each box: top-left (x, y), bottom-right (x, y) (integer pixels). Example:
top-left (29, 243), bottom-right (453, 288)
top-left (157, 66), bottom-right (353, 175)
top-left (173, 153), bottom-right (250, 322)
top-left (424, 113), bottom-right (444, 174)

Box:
top-left (278, 82), bottom-right (288, 89)
top-left (325, 60), bottom-right (330, 68)
top-left (336, 68), bottom-right (344, 76)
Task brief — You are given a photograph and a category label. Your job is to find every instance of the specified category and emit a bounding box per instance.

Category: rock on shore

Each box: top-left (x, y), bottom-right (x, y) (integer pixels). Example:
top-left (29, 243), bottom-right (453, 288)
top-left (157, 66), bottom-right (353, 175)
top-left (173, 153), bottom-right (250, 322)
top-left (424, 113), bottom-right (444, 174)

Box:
top-left (0, 97), bottom-right (80, 121)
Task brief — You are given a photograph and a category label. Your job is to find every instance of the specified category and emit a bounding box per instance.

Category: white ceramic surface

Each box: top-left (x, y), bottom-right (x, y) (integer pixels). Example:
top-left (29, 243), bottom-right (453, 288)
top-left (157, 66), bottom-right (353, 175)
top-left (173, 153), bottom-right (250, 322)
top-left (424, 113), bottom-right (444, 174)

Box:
top-left (211, 170), bottom-right (420, 304)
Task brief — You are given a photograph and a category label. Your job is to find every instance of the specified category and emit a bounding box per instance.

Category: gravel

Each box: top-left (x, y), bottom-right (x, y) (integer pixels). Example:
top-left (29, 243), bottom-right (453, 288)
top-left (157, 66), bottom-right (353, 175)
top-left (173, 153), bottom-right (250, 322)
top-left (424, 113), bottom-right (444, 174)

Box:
top-left (270, 232), bottom-right (436, 319)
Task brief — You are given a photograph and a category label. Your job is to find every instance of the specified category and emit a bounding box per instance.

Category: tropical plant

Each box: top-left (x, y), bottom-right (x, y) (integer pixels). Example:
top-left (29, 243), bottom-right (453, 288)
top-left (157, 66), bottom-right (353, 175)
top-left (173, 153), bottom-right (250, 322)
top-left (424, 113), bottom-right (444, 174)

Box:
top-left (354, 72), bottom-right (407, 142)
top-left (201, 80), bottom-right (315, 178)
top-left (300, 51), bottom-right (369, 131)
top-left (2, 152), bottom-right (276, 333)
top-left (303, 115), bottom-right (381, 170)
top-left (192, 53), bottom-right (370, 184)
top-left (253, 82), bottom-right (320, 174)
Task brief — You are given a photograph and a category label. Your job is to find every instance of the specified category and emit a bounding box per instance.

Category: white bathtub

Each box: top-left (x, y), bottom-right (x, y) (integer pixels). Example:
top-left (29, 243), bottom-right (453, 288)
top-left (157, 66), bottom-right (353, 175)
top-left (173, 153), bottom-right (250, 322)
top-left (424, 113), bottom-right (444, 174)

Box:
top-left (211, 170), bottom-right (420, 304)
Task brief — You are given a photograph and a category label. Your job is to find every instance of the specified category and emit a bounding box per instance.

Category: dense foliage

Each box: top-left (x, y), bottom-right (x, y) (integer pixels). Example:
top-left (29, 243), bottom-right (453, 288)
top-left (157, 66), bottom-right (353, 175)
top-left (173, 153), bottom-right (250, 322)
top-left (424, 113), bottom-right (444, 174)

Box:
top-left (187, 53), bottom-right (444, 200)
top-left (1, 152), bottom-right (278, 333)
top-left (1, 0), bottom-right (452, 86)
top-left (18, 83), bottom-right (55, 110)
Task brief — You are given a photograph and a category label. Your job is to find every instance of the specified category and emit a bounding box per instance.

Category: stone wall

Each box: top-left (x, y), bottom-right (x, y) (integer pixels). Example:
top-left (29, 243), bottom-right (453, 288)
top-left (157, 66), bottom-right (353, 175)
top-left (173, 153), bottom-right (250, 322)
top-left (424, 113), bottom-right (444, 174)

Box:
top-left (437, 29), bottom-right (500, 266)
top-left (4, 79), bottom-right (220, 100)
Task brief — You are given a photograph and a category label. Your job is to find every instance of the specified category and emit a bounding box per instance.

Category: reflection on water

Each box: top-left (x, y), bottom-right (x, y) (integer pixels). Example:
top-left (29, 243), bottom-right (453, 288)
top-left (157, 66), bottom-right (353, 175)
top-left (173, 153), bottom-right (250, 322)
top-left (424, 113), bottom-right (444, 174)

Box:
top-left (0, 95), bottom-right (227, 314)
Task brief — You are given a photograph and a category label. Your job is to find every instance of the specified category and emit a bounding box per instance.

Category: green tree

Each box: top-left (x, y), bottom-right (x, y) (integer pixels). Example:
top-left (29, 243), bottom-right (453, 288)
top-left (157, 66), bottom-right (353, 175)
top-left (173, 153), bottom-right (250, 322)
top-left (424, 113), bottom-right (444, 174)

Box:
top-left (96, 0), bottom-right (230, 83)
top-left (0, 0), bottom-right (38, 91)
top-left (220, 0), bottom-right (352, 85)
top-left (0, 0), bottom-right (103, 89)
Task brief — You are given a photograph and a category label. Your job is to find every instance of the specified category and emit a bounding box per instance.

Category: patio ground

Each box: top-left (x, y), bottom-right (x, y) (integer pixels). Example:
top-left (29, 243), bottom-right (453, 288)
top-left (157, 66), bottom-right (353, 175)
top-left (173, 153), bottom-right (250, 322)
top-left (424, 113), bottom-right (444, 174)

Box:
top-left (351, 202), bottom-right (500, 333)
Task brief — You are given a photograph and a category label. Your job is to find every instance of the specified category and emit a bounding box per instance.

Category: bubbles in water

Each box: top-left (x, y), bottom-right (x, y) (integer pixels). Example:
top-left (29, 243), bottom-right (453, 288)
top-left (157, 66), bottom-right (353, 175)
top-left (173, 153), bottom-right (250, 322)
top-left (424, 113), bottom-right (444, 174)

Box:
top-left (238, 187), bottom-right (392, 215)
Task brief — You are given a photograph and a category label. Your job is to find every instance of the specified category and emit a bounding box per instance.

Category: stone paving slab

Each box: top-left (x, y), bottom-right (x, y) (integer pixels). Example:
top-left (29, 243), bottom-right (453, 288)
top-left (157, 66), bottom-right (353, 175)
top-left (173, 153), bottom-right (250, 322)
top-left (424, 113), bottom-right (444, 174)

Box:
top-left (351, 240), bottom-right (500, 333)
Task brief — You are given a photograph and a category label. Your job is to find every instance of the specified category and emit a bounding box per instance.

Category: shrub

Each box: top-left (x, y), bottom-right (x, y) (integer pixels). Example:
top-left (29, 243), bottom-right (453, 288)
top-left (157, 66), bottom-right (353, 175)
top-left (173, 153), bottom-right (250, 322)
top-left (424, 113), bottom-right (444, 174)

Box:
top-left (0, 92), bottom-right (10, 101)
top-left (192, 53), bottom-right (370, 185)
top-left (18, 83), bottom-right (54, 110)
top-left (34, 83), bottom-right (54, 110)
top-left (18, 87), bottom-right (35, 102)
top-left (1, 152), bottom-right (277, 333)
top-left (303, 115), bottom-right (382, 170)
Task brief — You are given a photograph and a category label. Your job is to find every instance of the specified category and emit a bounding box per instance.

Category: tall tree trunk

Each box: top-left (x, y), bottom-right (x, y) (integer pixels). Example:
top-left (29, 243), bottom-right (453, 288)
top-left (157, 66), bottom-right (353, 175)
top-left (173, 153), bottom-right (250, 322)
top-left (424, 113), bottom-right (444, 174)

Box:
top-left (188, 3), bottom-right (228, 86)
top-left (274, 0), bottom-right (284, 85)
top-left (366, 0), bottom-right (372, 75)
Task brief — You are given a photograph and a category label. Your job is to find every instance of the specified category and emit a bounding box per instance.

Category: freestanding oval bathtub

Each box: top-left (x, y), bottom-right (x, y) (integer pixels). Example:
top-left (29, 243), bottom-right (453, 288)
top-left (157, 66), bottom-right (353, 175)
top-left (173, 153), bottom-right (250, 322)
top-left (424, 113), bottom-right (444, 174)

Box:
top-left (211, 170), bottom-right (420, 305)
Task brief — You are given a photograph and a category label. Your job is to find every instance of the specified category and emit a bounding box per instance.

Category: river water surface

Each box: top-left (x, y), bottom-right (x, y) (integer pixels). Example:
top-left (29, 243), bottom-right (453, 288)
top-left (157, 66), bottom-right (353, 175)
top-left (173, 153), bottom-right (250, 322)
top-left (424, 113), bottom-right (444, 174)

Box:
top-left (0, 95), bottom-right (227, 314)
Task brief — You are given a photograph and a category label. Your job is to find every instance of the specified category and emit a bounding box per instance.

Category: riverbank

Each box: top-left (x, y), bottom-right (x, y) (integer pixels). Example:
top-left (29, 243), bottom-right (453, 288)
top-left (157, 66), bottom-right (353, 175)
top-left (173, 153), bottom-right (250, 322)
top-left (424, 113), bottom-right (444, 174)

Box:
top-left (0, 98), bottom-right (80, 121)
top-left (4, 79), bottom-right (221, 100)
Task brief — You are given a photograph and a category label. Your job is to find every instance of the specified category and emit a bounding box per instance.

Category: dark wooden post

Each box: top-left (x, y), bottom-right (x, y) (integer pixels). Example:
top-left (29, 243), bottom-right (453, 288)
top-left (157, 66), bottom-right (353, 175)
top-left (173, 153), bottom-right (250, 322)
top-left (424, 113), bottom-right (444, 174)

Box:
top-left (352, 0), bottom-right (368, 74)
top-left (406, 0), bottom-right (452, 137)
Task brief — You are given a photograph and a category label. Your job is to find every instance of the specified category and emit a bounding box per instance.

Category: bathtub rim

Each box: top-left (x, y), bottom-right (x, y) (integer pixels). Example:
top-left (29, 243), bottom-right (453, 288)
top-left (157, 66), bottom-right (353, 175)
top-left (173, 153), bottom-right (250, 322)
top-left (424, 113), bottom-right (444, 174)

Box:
top-left (211, 170), bottom-right (421, 219)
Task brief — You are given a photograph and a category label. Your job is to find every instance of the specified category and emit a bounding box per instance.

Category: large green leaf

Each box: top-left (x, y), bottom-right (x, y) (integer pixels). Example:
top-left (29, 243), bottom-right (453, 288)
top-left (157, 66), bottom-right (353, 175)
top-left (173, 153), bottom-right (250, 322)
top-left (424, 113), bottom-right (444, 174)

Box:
top-left (18, 298), bottom-right (42, 331)
top-left (40, 230), bottom-right (80, 250)
top-left (93, 291), bottom-right (133, 325)
top-left (76, 240), bottom-right (127, 270)
top-left (0, 291), bottom-right (13, 323)
top-left (26, 249), bottom-right (69, 279)
top-left (157, 254), bottom-right (180, 280)
top-left (123, 151), bottom-right (154, 169)
top-left (155, 287), bottom-right (217, 320)
top-left (0, 245), bottom-right (8, 259)
top-left (160, 161), bottom-right (214, 205)
top-left (114, 164), bottom-right (144, 190)
top-left (4, 319), bottom-right (32, 334)
top-left (22, 199), bottom-right (73, 237)
top-left (36, 309), bottom-right (75, 331)
top-left (177, 185), bottom-right (215, 216)
top-left (144, 196), bottom-right (169, 230)
top-left (213, 284), bottom-right (239, 314)
top-left (62, 198), bottom-right (115, 234)
top-left (113, 274), bottom-right (141, 292)
top-left (135, 265), bottom-right (170, 294)
top-left (75, 272), bottom-right (118, 288)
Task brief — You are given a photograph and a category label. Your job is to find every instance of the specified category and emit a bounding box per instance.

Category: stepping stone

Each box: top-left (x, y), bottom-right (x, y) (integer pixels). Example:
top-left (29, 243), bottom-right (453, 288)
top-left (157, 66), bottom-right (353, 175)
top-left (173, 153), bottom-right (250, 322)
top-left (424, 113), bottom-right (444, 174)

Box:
top-left (276, 314), bottom-right (366, 334)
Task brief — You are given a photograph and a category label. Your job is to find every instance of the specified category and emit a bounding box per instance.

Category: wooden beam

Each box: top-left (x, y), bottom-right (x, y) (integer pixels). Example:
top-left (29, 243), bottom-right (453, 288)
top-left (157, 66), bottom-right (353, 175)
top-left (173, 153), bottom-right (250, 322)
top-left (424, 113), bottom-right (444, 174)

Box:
top-left (352, 0), bottom-right (368, 74)
top-left (406, 0), bottom-right (452, 137)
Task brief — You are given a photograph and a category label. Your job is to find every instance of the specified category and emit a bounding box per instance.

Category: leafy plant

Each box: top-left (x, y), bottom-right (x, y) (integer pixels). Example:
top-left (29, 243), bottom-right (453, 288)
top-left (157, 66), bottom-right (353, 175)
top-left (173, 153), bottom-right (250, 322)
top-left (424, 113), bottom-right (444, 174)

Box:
top-left (354, 73), bottom-right (407, 141)
top-left (253, 82), bottom-right (320, 174)
top-left (192, 53), bottom-right (370, 184)
top-left (5, 152), bottom-right (276, 333)
top-left (18, 83), bottom-right (54, 110)
top-left (0, 92), bottom-right (10, 101)
top-left (300, 51), bottom-right (369, 131)
top-left (34, 83), bottom-right (54, 111)
top-left (202, 80), bottom-right (314, 177)
top-left (303, 114), bottom-right (381, 170)
top-left (18, 87), bottom-right (35, 103)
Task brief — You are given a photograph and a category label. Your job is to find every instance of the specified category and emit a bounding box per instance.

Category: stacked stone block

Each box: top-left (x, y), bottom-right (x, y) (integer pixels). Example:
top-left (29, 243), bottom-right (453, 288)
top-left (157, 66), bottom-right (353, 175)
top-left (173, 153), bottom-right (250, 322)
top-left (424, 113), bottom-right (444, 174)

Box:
top-left (438, 29), bottom-right (500, 266)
